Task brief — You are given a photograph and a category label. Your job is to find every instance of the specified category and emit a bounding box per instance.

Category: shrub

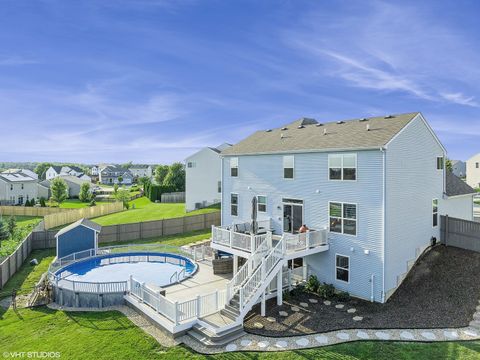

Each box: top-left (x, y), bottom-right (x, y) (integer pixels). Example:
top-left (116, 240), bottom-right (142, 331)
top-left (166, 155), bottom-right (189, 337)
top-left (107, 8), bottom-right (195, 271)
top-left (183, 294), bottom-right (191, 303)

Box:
top-left (39, 197), bottom-right (47, 207)
top-left (290, 283), bottom-right (305, 297)
top-left (336, 291), bottom-right (350, 302)
top-left (283, 290), bottom-right (291, 301)
top-left (89, 199), bottom-right (96, 207)
top-left (7, 216), bottom-right (16, 237)
top-left (305, 275), bottom-right (320, 293)
top-left (317, 283), bottom-right (336, 299)
top-left (0, 218), bottom-right (9, 241)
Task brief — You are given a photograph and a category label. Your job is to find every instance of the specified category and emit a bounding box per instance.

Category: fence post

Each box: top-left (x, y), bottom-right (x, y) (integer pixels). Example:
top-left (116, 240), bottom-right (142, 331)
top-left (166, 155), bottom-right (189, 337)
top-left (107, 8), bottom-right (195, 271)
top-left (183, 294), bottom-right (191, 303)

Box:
top-left (174, 301), bottom-right (179, 325)
top-left (196, 295), bottom-right (201, 317)
top-left (215, 290), bottom-right (219, 310)
top-left (445, 215), bottom-right (449, 246)
top-left (202, 245), bottom-right (205, 260)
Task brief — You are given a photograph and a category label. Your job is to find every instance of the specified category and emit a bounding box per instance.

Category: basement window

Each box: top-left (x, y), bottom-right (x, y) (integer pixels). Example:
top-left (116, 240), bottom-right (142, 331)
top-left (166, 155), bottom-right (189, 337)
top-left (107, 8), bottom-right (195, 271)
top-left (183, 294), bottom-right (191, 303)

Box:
top-left (336, 255), bottom-right (349, 283)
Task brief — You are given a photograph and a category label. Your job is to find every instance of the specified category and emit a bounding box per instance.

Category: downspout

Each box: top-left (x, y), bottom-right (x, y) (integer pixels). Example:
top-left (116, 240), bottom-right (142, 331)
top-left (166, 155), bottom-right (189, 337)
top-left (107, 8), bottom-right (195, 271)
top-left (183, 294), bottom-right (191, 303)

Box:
top-left (381, 146), bottom-right (386, 303)
top-left (220, 156), bottom-right (224, 226)
top-left (370, 274), bottom-right (375, 302)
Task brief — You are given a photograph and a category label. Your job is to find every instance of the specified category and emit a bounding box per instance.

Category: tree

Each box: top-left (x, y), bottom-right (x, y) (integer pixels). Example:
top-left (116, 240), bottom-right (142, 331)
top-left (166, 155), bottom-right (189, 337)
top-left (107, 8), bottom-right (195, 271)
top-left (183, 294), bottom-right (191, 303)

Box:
top-left (50, 177), bottom-right (68, 204)
top-left (115, 189), bottom-right (131, 209)
top-left (446, 158), bottom-right (453, 172)
top-left (113, 183), bottom-right (119, 194)
top-left (34, 162), bottom-right (53, 180)
top-left (121, 161), bottom-right (133, 169)
top-left (163, 162), bottom-right (185, 191)
top-left (39, 197), bottom-right (47, 207)
top-left (154, 165), bottom-right (169, 185)
top-left (0, 218), bottom-right (9, 242)
top-left (138, 176), bottom-right (151, 191)
top-left (118, 176), bottom-right (123, 184)
top-left (79, 182), bottom-right (92, 202)
top-left (7, 216), bottom-right (16, 237)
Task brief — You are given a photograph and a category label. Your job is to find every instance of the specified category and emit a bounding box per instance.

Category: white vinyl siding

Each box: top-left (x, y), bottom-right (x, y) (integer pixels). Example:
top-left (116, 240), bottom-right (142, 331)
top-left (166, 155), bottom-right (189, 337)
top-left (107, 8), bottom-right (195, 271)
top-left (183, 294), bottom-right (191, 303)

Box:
top-left (328, 153), bottom-right (357, 180)
top-left (283, 155), bottom-right (294, 179)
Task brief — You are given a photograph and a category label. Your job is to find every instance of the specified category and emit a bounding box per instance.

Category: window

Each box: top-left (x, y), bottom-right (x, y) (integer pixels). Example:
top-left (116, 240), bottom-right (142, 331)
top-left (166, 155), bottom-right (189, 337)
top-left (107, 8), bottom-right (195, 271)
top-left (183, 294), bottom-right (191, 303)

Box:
top-left (476, 162), bottom-right (479, 169)
top-left (231, 193), bottom-right (238, 216)
top-left (432, 199), bottom-right (438, 227)
top-left (329, 202), bottom-right (357, 236)
top-left (336, 255), bottom-right (349, 282)
top-left (230, 157), bottom-right (238, 177)
top-left (329, 154), bottom-right (357, 180)
top-left (436, 157), bottom-right (444, 170)
top-left (21, 184), bottom-right (24, 190)
top-left (257, 195), bottom-right (267, 212)
top-left (187, 161), bottom-right (195, 168)
top-left (283, 155), bottom-right (294, 179)
top-left (217, 181), bottom-right (221, 193)
top-left (10, 184), bottom-right (13, 191)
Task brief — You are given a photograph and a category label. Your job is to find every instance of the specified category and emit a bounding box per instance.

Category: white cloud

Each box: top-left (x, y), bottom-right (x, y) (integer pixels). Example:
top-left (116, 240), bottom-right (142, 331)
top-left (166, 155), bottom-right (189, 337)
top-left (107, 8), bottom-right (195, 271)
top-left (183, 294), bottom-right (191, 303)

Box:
top-left (440, 92), bottom-right (479, 107)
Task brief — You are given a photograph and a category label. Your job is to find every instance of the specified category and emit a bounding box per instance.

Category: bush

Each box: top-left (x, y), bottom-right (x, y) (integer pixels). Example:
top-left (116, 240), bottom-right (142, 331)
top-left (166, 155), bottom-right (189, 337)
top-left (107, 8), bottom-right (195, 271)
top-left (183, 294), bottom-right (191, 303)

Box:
top-left (130, 185), bottom-right (139, 192)
top-left (89, 199), bottom-right (96, 207)
top-left (39, 197), bottom-right (46, 207)
top-left (0, 218), bottom-right (9, 241)
top-left (290, 283), bottom-right (305, 297)
top-left (305, 275), bottom-right (320, 293)
top-left (336, 291), bottom-right (350, 302)
top-left (317, 283), bottom-right (336, 299)
top-left (144, 183), bottom-right (175, 202)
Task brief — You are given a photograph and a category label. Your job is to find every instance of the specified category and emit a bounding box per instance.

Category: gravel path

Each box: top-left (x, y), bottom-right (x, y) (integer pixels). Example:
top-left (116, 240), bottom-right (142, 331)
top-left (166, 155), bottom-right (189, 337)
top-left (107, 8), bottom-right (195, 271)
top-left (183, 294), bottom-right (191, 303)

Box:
top-left (245, 246), bottom-right (480, 336)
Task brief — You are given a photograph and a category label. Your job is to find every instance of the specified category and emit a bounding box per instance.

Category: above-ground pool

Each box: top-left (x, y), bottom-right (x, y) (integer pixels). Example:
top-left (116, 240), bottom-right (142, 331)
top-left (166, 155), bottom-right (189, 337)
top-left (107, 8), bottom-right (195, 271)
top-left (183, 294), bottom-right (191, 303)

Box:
top-left (55, 252), bottom-right (197, 288)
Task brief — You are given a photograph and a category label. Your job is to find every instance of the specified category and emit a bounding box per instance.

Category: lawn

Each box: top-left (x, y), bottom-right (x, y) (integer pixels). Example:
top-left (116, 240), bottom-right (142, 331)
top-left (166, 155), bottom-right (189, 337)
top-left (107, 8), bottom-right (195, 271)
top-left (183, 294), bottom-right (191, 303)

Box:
top-left (58, 199), bottom-right (108, 209)
top-left (1, 236), bottom-right (479, 359)
top-left (0, 216), bottom-right (42, 259)
top-left (92, 196), bottom-right (219, 226)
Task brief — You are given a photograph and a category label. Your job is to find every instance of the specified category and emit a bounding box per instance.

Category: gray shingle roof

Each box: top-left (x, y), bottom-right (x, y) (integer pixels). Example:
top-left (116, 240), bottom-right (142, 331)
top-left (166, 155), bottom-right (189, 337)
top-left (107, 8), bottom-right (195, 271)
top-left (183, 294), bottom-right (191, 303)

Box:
top-left (55, 218), bottom-right (102, 238)
top-left (445, 171), bottom-right (476, 197)
top-left (221, 112), bottom-right (420, 155)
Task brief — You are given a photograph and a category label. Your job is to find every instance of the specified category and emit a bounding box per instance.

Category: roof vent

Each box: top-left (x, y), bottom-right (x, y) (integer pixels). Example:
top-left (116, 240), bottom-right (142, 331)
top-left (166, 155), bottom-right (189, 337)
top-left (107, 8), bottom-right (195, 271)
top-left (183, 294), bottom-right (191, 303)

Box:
top-left (316, 123), bottom-right (323, 127)
top-left (266, 129), bottom-right (272, 132)
top-left (281, 127), bottom-right (288, 131)
top-left (359, 118), bottom-right (368, 122)
top-left (323, 128), bottom-right (327, 135)
top-left (366, 124), bottom-right (370, 131)
top-left (298, 125), bottom-right (305, 129)
top-left (337, 121), bottom-right (345, 124)
top-left (384, 115), bottom-right (394, 119)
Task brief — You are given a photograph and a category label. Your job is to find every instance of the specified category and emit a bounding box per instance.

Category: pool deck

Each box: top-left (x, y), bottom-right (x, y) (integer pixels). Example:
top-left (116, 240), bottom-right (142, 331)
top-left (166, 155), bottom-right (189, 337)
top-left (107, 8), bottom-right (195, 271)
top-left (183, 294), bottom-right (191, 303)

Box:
top-left (164, 261), bottom-right (231, 302)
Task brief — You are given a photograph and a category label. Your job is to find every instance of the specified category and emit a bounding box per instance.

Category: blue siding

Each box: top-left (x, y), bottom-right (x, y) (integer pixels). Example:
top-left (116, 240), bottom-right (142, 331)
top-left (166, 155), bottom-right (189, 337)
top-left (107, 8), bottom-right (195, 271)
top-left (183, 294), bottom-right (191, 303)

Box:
top-left (221, 150), bottom-right (385, 302)
top-left (57, 225), bottom-right (97, 258)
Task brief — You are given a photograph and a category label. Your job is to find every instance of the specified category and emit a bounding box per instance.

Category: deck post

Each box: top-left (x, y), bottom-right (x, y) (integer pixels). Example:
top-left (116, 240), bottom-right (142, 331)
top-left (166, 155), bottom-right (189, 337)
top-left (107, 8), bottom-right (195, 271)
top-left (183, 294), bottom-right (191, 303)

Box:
top-left (215, 290), bottom-right (219, 310)
top-left (277, 271), bottom-right (283, 306)
top-left (250, 234), bottom-right (255, 252)
top-left (233, 255), bottom-right (238, 275)
top-left (196, 295), bottom-right (201, 318)
top-left (174, 301), bottom-right (179, 325)
top-left (261, 291), bottom-right (266, 317)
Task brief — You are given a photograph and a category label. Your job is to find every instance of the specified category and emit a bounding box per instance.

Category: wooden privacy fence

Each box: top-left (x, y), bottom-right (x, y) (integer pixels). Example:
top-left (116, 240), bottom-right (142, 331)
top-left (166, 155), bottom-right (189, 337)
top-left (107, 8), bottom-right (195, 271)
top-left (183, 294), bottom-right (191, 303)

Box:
top-left (0, 206), bottom-right (69, 217)
top-left (43, 202), bottom-right (124, 230)
top-left (441, 215), bottom-right (480, 253)
top-left (161, 192), bottom-right (185, 203)
top-left (0, 233), bottom-right (33, 290)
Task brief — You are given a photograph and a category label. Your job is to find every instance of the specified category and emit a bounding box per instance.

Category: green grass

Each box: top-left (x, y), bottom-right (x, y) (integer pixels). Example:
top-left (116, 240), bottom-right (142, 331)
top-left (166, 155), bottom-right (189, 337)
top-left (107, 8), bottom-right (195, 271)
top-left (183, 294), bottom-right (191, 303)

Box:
top-left (0, 216), bottom-right (43, 258)
top-left (92, 197), bottom-right (219, 226)
top-left (58, 199), bottom-right (108, 209)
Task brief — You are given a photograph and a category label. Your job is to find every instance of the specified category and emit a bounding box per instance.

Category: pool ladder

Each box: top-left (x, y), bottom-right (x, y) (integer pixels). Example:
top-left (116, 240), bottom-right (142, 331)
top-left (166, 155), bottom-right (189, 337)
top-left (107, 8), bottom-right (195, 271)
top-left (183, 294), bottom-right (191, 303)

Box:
top-left (169, 268), bottom-right (186, 284)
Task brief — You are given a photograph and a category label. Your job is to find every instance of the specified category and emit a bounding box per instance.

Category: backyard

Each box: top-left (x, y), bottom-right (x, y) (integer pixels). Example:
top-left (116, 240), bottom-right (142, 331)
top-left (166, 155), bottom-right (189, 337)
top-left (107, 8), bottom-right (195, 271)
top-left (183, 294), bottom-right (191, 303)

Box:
top-left (92, 196), bottom-right (219, 226)
top-left (58, 199), bottom-right (109, 209)
top-left (0, 216), bottom-right (42, 259)
top-left (0, 237), bottom-right (479, 359)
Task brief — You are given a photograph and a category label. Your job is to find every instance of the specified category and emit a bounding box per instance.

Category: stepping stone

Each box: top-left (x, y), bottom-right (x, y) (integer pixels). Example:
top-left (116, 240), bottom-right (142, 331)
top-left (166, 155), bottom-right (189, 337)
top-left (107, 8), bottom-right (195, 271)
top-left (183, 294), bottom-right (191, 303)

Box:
top-left (353, 316), bottom-right (363, 321)
top-left (400, 331), bottom-right (415, 340)
top-left (356, 331), bottom-right (369, 339)
top-left (323, 300), bottom-right (331, 306)
top-left (279, 311), bottom-right (289, 317)
top-left (291, 306), bottom-right (300, 312)
top-left (266, 317), bottom-right (276, 323)
top-left (296, 338), bottom-right (309, 346)
top-left (253, 322), bottom-right (264, 329)
top-left (226, 344), bottom-right (237, 352)
top-left (275, 340), bottom-right (288, 348)
top-left (309, 298), bottom-right (318, 303)
top-left (463, 329), bottom-right (478, 337)
top-left (336, 332), bottom-right (350, 340)
top-left (347, 308), bottom-right (356, 314)
top-left (375, 331), bottom-right (390, 340)
top-left (421, 332), bottom-right (436, 340)
top-left (257, 341), bottom-right (269, 349)
top-left (444, 330), bottom-right (458, 339)
top-left (240, 339), bottom-right (252, 347)
top-left (335, 304), bottom-right (344, 309)
top-left (315, 335), bottom-right (328, 344)
top-left (299, 302), bottom-right (309, 307)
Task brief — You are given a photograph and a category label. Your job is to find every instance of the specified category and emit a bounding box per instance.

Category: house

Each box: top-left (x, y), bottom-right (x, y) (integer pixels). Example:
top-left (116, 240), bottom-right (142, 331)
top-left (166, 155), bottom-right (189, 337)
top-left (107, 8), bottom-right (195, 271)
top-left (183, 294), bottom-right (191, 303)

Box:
top-left (466, 153), bottom-right (480, 189)
top-left (0, 169), bottom-right (38, 205)
top-left (451, 160), bottom-right (466, 178)
top-left (129, 164), bottom-right (153, 179)
top-left (91, 166), bottom-right (99, 176)
top-left (185, 143), bottom-right (232, 212)
top-left (39, 175), bottom-right (91, 198)
top-left (45, 165), bottom-right (91, 182)
top-left (2, 168), bottom-right (38, 180)
top-left (99, 165), bottom-right (133, 185)
top-left (212, 112), bottom-right (475, 310)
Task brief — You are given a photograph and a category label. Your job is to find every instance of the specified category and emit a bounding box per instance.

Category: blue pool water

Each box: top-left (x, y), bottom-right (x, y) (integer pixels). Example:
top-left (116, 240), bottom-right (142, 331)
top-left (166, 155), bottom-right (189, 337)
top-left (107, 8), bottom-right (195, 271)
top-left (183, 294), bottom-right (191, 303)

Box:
top-left (56, 252), bottom-right (196, 287)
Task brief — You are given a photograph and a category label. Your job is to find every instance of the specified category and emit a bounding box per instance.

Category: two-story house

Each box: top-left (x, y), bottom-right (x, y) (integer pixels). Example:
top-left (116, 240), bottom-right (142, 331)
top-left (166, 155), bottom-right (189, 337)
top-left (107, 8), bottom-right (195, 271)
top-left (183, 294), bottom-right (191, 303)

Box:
top-left (46, 165), bottom-right (91, 182)
top-left (0, 169), bottom-right (39, 205)
top-left (99, 165), bottom-right (133, 185)
top-left (451, 160), bottom-right (466, 178)
top-left (211, 112), bottom-right (475, 308)
top-left (466, 153), bottom-right (480, 189)
top-left (129, 164), bottom-right (153, 179)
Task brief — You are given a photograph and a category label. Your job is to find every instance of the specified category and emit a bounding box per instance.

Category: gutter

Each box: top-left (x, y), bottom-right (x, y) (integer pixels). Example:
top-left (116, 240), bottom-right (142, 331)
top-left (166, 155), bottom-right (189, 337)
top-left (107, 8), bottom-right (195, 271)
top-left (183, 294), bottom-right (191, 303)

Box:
top-left (220, 146), bottom-right (383, 158)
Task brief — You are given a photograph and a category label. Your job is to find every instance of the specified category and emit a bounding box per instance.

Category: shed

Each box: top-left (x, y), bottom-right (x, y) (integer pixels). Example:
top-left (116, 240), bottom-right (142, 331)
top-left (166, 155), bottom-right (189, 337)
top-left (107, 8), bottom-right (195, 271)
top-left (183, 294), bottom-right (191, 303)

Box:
top-left (55, 218), bottom-right (102, 258)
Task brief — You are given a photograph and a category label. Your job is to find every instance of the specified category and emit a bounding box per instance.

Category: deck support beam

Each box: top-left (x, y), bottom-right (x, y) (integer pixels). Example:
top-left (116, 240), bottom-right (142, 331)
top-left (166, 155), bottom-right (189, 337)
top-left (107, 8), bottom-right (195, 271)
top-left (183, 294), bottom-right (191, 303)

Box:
top-left (276, 271), bottom-right (283, 306)
top-left (261, 291), bottom-right (266, 316)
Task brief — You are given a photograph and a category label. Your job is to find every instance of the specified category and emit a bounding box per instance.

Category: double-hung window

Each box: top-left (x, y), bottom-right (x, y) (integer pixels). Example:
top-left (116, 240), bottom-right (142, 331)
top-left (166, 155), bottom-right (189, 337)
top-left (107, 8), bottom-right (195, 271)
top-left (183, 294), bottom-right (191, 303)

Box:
top-left (231, 193), bottom-right (238, 216)
top-left (187, 161), bottom-right (195, 168)
top-left (329, 153), bottom-right (357, 180)
top-left (283, 155), bottom-right (294, 179)
top-left (257, 195), bottom-right (267, 212)
top-left (432, 199), bottom-right (438, 227)
top-left (336, 255), bottom-right (349, 282)
top-left (436, 157), bottom-right (444, 170)
top-left (230, 157), bottom-right (238, 177)
top-left (329, 202), bottom-right (357, 236)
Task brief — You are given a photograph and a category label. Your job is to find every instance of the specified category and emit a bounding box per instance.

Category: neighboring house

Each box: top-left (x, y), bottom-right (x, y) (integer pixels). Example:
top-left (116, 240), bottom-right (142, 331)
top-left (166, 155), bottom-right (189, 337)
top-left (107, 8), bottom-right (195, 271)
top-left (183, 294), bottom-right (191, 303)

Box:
top-left (213, 112), bottom-right (475, 307)
top-left (129, 164), bottom-right (153, 179)
top-left (2, 168), bottom-right (38, 180)
top-left (99, 165), bottom-right (133, 185)
top-left (451, 160), bottom-right (466, 178)
top-left (45, 165), bottom-right (91, 182)
top-left (45, 166), bottom-right (63, 180)
top-left (466, 153), bottom-right (480, 189)
top-left (39, 175), bottom-right (91, 198)
top-left (185, 143), bottom-right (232, 212)
top-left (91, 166), bottom-right (99, 176)
top-left (0, 169), bottom-right (38, 205)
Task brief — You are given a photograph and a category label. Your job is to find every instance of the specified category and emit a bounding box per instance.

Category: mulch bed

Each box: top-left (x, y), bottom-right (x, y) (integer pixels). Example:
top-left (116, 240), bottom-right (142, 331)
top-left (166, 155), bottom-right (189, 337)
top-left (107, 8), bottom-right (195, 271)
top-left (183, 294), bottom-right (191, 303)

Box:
top-left (244, 245), bottom-right (480, 336)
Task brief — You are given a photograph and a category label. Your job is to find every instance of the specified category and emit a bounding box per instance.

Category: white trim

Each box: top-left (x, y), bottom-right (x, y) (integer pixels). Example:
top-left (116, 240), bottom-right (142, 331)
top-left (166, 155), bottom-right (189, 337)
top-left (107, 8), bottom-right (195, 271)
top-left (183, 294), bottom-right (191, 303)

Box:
top-left (432, 198), bottom-right (439, 228)
top-left (328, 153), bottom-right (357, 182)
top-left (281, 200), bottom-right (304, 234)
top-left (328, 201), bottom-right (358, 237)
top-left (230, 157), bottom-right (239, 177)
top-left (335, 253), bottom-right (350, 284)
top-left (436, 156), bottom-right (445, 171)
top-left (55, 223), bottom-right (101, 239)
top-left (283, 155), bottom-right (295, 180)
top-left (256, 195), bottom-right (267, 213)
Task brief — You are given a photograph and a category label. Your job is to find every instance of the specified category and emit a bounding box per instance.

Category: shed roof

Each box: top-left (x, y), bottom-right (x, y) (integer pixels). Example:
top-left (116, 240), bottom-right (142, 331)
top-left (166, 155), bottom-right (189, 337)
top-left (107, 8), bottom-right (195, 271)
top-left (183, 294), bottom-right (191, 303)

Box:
top-left (55, 218), bottom-right (102, 238)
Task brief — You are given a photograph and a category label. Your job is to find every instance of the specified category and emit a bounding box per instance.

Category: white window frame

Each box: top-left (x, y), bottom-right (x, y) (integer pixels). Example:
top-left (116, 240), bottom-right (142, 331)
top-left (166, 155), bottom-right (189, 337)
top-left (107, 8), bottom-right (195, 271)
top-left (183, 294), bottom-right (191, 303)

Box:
top-left (257, 195), bottom-right (267, 213)
top-left (328, 153), bottom-right (357, 181)
top-left (436, 156), bottom-right (444, 170)
top-left (328, 201), bottom-right (357, 237)
top-left (432, 198), bottom-right (438, 228)
top-left (335, 254), bottom-right (350, 283)
top-left (231, 193), bottom-right (238, 217)
top-left (283, 155), bottom-right (294, 179)
top-left (230, 157), bottom-right (238, 177)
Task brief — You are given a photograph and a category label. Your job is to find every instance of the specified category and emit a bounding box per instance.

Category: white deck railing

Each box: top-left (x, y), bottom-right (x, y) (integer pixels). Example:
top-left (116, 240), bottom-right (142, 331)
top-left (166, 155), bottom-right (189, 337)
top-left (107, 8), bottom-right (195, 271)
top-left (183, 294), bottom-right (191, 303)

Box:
top-left (284, 229), bottom-right (328, 253)
top-left (211, 219), bottom-right (273, 253)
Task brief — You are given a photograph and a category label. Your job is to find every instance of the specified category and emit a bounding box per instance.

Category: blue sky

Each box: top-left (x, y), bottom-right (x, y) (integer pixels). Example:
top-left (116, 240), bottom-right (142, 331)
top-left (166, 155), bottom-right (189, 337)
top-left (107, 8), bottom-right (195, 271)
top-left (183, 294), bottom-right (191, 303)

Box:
top-left (0, 0), bottom-right (479, 164)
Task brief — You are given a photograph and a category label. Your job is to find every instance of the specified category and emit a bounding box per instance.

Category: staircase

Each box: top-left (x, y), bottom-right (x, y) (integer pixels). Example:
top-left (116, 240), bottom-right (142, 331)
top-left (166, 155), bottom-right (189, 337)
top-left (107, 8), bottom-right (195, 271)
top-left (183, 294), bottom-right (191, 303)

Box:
top-left (188, 231), bottom-right (328, 346)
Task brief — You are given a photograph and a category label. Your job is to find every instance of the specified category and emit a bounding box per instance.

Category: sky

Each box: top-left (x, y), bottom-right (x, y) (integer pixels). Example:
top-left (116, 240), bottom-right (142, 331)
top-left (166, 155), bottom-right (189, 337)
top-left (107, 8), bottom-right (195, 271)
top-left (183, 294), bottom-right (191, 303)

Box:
top-left (0, 0), bottom-right (479, 164)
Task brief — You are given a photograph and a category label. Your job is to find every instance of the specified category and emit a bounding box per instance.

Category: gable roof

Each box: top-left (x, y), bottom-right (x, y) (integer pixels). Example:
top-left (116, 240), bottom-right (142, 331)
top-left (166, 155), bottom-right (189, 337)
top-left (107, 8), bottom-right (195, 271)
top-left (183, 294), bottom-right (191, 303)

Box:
top-left (221, 112), bottom-right (420, 156)
top-left (66, 165), bottom-right (83, 173)
top-left (0, 169), bottom-right (37, 182)
top-left (130, 164), bottom-right (151, 169)
top-left (55, 218), bottom-right (102, 238)
top-left (445, 171), bottom-right (476, 197)
top-left (50, 165), bottom-right (62, 174)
